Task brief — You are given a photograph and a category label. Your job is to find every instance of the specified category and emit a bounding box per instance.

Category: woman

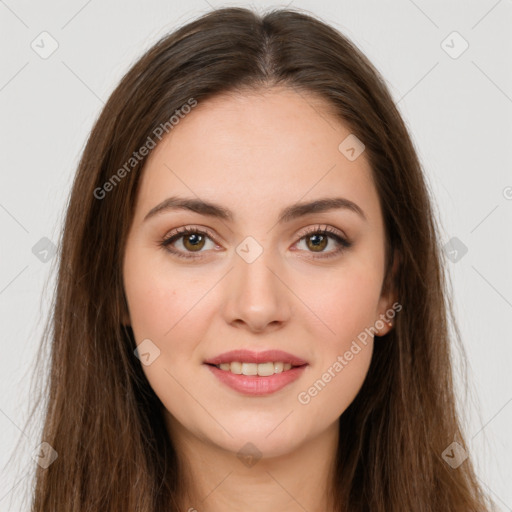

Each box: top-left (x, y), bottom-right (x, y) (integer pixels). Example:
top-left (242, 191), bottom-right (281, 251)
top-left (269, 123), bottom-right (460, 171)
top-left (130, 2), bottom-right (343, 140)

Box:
top-left (25, 6), bottom-right (496, 511)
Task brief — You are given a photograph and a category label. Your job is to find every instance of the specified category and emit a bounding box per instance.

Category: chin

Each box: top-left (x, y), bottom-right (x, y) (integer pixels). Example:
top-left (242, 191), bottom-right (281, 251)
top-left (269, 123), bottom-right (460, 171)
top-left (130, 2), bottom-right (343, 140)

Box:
top-left (205, 419), bottom-right (309, 460)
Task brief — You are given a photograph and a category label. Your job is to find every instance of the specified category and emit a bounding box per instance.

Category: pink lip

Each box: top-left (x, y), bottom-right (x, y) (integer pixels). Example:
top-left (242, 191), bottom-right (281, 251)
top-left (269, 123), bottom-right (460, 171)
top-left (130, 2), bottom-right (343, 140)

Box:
top-left (203, 349), bottom-right (308, 366)
top-left (205, 364), bottom-right (308, 396)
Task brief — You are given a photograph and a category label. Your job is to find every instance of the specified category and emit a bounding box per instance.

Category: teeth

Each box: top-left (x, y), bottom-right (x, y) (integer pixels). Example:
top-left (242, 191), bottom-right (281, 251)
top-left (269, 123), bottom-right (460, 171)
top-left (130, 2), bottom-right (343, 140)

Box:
top-left (215, 361), bottom-right (295, 375)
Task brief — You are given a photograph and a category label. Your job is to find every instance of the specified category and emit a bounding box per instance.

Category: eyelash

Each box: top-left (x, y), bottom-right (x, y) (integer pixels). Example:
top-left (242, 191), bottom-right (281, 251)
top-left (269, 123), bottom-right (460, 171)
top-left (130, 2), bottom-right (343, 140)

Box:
top-left (159, 225), bottom-right (352, 261)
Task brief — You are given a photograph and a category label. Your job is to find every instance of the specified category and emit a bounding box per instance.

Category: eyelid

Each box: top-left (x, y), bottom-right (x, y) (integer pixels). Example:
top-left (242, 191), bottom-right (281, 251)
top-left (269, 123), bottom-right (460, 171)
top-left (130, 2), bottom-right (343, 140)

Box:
top-left (295, 223), bottom-right (347, 240)
top-left (166, 225), bottom-right (219, 243)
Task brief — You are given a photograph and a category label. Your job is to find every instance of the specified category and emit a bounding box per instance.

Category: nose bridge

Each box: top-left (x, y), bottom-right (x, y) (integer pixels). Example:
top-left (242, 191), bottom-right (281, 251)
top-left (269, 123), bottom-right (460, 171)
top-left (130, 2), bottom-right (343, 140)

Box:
top-left (224, 238), bottom-right (291, 330)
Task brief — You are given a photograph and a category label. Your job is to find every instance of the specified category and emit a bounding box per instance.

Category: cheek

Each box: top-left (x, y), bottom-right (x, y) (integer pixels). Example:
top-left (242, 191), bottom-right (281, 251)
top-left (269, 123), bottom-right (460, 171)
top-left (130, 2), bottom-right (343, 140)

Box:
top-left (293, 266), bottom-right (381, 411)
top-left (123, 253), bottom-right (211, 423)
top-left (301, 264), bottom-right (383, 347)
top-left (124, 276), bottom-right (174, 340)
top-left (123, 247), bottom-right (206, 343)
top-left (123, 247), bottom-right (218, 407)
top-left (295, 276), bottom-right (378, 423)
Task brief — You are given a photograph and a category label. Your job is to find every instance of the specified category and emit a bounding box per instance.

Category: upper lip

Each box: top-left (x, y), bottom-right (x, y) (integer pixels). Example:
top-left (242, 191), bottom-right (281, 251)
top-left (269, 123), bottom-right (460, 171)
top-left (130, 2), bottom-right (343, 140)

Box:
top-left (204, 349), bottom-right (308, 366)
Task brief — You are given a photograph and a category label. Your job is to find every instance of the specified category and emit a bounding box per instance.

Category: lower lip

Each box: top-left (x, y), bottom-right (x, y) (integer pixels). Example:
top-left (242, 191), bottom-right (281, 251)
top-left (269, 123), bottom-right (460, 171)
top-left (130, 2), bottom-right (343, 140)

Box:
top-left (205, 364), bottom-right (308, 396)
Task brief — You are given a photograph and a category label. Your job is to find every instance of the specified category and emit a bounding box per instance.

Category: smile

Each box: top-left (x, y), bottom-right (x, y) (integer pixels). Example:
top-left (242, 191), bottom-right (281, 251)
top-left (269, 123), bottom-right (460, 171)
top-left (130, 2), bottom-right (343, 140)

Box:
top-left (203, 349), bottom-right (309, 396)
top-left (214, 361), bottom-right (295, 376)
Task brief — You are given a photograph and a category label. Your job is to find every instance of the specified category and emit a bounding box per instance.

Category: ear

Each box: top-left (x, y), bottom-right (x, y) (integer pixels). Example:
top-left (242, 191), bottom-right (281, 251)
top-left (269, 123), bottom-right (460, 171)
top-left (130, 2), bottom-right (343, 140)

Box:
top-left (375, 248), bottom-right (400, 337)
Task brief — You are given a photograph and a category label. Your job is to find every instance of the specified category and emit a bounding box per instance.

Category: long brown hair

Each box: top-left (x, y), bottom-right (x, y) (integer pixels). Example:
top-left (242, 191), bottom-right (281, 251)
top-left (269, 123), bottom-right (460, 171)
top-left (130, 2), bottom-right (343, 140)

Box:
top-left (19, 6), bottom-right (496, 511)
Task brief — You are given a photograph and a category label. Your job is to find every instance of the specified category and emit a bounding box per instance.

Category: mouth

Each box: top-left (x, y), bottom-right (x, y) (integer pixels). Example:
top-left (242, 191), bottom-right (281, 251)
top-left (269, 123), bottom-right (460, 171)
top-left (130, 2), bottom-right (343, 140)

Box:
top-left (203, 349), bottom-right (309, 395)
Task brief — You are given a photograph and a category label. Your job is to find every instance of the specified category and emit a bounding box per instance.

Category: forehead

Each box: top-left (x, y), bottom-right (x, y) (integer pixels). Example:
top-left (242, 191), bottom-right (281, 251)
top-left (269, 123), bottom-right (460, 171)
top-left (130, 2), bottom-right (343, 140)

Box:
top-left (133, 87), bottom-right (382, 228)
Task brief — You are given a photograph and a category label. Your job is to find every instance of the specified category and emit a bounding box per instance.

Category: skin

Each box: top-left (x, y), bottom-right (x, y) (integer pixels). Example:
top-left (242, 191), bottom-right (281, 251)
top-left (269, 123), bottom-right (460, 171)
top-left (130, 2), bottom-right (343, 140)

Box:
top-left (122, 86), bottom-right (396, 512)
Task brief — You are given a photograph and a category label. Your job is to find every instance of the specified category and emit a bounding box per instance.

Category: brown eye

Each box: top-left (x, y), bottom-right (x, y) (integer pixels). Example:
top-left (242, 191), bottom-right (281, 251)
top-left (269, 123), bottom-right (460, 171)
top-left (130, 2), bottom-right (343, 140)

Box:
top-left (160, 227), bottom-right (217, 259)
top-left (305, 233), bottom-right (329, 252)
top-left (294, 226), bottom-right (352, 260)
top-left (182, 232), bottom-right (206, 252)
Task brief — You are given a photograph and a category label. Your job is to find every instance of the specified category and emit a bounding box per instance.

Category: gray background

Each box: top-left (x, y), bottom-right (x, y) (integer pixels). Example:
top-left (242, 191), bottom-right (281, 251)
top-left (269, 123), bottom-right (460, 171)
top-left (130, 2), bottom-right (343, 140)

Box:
top-left (1, 0), bottom-right (511, 510)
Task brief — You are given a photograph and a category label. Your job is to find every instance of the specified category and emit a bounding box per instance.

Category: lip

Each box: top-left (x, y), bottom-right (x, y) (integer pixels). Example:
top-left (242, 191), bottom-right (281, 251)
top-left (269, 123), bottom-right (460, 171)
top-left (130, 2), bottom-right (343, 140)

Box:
top-left (203, 349), bottom-right (309, 396)
top-left (205, 364), bottom-right (308, 396)
top-left (203, 349), bottom-right (308, 366)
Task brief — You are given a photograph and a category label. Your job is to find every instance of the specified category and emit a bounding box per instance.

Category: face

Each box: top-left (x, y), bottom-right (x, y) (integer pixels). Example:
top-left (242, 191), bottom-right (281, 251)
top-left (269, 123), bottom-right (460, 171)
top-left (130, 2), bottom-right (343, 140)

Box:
top-left (122, 87), bottom-right (395, 459)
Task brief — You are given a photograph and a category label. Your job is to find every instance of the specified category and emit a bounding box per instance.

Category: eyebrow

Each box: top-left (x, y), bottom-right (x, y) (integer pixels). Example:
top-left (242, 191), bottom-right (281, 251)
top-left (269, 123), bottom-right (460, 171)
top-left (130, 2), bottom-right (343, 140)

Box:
top-left (143, 195), bottom-right (367, 224)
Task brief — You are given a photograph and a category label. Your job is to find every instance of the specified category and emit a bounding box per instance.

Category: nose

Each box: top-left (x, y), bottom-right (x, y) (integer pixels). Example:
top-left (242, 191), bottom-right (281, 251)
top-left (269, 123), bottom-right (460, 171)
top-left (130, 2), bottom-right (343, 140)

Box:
top-left (222, 247), bottom-right (292, 333)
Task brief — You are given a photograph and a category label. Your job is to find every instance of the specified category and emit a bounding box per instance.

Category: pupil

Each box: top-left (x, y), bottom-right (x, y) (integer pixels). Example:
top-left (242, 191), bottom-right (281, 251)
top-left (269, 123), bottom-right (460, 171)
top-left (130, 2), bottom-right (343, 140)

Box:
top-left (188, 234), bottom-right (201, 245)
top-left (309, 234), bottom-right (327, 251)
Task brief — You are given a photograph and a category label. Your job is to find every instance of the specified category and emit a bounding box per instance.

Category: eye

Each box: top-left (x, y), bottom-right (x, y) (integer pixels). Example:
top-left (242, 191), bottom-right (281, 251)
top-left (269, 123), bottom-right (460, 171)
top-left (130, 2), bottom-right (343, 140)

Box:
top-left (159, 226), bottom-right (219, 259)
top-left (159, 224), bottom-right (352, 260)
top-left (293, 224), bottom-right (352, 260)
